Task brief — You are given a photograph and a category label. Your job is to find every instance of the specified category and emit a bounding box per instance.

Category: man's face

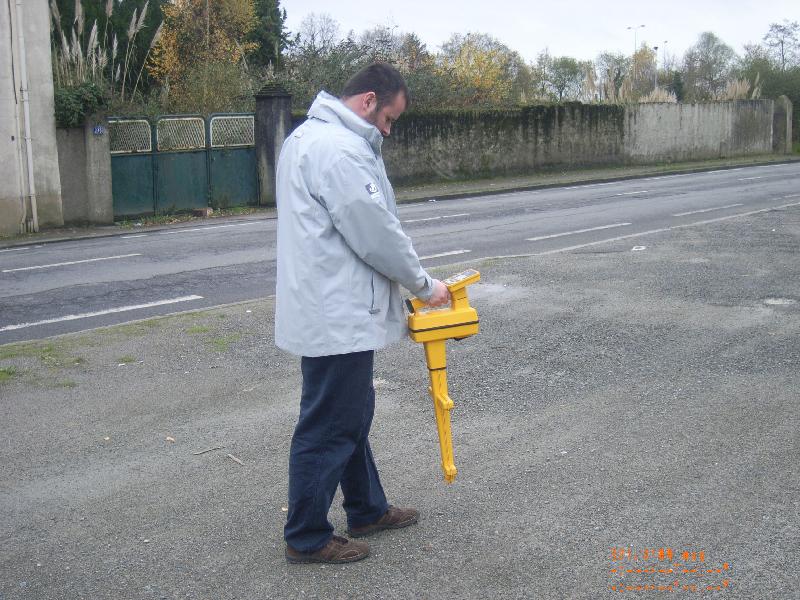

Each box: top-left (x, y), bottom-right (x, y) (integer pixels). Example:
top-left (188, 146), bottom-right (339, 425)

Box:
top-left (364, 92), bottom-right (406, 137)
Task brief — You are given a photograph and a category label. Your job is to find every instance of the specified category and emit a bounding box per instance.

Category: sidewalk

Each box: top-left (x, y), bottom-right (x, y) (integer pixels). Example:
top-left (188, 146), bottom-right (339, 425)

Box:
top-left (2, 154), bottom-right (798, 249)
top-left (1, 202), bottom-right (798, 598)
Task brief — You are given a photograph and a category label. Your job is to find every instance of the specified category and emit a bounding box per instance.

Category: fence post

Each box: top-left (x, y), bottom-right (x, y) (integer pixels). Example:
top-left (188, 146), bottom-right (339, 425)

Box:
top-left (254, 83), bottom-right (292, 205)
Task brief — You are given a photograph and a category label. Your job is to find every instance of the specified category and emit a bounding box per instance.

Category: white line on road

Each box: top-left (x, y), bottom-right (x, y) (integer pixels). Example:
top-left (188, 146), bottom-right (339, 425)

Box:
top-left (614, 190), bottom-right (649, 196)
top-left (672, 203), bottom-right (744, 217)
top-left (0, 246), bottom-right (31, 253)
top-left (419, 249), bottom-right (471, 260)
top-left (403, 213), bottom-right (470, 224)
top-left (491, 201), bottom-right (800, 259)
top-left (739, 176), bottom-right (764, 181)
top-left (121, 234), bottom-right (148, 239)
top-left (1, 253), bottom-right (142, 273)
top-left (0, 295), bottom-right (205, 332)
top-left (158, 222), bottom-right (259, 235)
top-left (526, 223), bottom-right (632, 242)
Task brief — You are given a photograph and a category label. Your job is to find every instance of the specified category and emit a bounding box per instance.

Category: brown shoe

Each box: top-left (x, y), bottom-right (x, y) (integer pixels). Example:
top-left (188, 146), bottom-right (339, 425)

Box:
top-left (285, 535), bottom-right (369, 564)
top-left (347, 505), bottom-right (419, 538)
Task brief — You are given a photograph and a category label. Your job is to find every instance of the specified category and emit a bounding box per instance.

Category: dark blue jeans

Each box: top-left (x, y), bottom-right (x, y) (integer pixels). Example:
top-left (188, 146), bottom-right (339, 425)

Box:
top-left (284, 350), bottom-right (389, 552)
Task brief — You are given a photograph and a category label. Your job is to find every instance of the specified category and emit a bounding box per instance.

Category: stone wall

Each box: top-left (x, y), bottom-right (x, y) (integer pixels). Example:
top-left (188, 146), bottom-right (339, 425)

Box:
top-left (624, 101), bottom-right (774, 164)
top-left (370, 99), bottom-right (784, 185)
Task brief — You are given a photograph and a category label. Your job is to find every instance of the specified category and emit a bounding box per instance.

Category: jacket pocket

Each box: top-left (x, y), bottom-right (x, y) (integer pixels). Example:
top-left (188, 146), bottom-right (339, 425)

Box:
top-left (369, 272), bottom-right (390, 316)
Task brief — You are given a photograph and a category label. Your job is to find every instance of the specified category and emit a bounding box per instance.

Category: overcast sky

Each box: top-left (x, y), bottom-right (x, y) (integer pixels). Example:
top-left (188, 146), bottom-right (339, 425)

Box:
top-left (282, 0), bottom-right (799, 64)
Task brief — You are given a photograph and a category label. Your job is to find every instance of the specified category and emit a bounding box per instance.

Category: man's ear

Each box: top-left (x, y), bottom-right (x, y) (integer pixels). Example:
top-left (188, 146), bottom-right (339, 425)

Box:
top-left (363, 91), bottom-right (377, 111)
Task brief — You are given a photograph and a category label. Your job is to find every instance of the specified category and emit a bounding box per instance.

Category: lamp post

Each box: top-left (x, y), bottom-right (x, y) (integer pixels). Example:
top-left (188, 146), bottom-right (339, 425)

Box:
top-left (627, 24), bottom-right (645, 79)
top-left (653, 46), bottom-right (659, 90)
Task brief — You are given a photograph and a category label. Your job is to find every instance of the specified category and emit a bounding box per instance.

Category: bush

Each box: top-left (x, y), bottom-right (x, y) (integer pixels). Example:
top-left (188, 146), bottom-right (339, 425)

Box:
top-left (53, 82), bottom-right (106, 128)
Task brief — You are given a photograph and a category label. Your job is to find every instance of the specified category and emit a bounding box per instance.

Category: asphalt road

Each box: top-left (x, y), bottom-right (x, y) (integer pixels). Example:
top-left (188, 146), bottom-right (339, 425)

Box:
top-left (1, 162), bottom-right (799, 343)
top-left (0, 201), bottom-right (797, 599)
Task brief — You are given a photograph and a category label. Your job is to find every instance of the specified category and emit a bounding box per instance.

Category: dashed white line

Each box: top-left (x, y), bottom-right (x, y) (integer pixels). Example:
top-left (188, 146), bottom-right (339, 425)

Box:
top-left (0, 295), bottom-right (205, 332)
top-left (2, 253), bottom-right (142, 273)
top-left (158, 222), bottom-right (259, 235)
top-left (0, 246), bottom-right (31, 253)
top-left (121, 234), bottom-right (148, 239)
top-left (739, 176), bottom-right (764, 181)
top-left (526, 223), bottom-right (632, 242)
top-left (403, 213), bottom-right (470, 224)
top-left (419, 249), bottom-right (471, 260)
top-left (484, 201), bottom-right (800, 260)
top-left (615, 190), bottom-right (649, 196)
top-left (672, 203), bottom-right (744, 217)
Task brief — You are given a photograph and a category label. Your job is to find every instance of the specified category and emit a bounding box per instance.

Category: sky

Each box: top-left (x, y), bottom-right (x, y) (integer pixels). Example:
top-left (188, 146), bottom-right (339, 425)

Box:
top-left (282, 0), bottom-right (799, 64)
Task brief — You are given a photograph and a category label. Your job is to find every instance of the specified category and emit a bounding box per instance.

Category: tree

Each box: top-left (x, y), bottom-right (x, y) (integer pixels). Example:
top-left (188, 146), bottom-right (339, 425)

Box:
top-left (280, 14), bottom-right (371, 108)
top-left (148, 0), bottom-right (257, 113)
top-left (763, 20), bottom-right (800, 71)
top-left (248, 0), bottom-right (289, 70)
top-left (548, 56), bottom-right (582, 101)
top-left (437, 33), bottom-right (518, 106)
top-left (596, 52), bottom-right (630, 101)
top-left (682, 32), bottom-right (737, 101)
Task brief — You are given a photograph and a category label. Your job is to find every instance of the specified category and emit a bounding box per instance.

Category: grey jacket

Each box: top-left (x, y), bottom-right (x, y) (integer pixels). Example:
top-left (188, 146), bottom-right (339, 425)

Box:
top-left (274, 91), bottom-right (434, 357)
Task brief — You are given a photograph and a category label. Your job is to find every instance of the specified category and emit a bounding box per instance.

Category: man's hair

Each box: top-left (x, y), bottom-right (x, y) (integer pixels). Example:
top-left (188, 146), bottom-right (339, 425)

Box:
top-left (341, 63), bottom-right (410, 109)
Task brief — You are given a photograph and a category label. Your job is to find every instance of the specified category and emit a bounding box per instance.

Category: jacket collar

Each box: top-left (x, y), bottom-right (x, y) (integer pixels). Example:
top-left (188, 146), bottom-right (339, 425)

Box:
top-left (307, 91), bottom-right (383, 155)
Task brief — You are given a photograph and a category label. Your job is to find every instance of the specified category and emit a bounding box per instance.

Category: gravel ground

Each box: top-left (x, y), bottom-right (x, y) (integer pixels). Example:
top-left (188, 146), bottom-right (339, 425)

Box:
top-left (1, 207), bottom-right (798, 599)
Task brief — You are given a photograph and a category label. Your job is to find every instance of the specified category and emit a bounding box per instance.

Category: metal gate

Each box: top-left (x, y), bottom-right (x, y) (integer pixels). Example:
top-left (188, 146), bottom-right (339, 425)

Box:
top-left (109, 114), bottom-right (258, 218)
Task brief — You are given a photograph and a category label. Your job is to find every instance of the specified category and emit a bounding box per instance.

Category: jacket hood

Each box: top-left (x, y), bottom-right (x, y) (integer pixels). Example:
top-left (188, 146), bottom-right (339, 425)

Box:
top-left (307, 91), bottom-right (383, 154)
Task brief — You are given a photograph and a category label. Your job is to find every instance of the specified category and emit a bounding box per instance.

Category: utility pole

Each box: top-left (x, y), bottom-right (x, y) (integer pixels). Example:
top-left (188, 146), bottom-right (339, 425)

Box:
top-left (627, 24), bottom-right (645, 80)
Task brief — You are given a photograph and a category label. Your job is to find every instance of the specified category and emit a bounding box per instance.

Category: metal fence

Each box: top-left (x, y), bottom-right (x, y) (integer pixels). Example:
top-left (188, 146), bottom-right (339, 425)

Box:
top-left (108, 114), bottom-right (258, 218)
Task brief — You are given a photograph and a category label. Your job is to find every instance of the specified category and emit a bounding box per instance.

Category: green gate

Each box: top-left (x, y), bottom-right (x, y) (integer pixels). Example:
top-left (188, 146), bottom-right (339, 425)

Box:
top-left (109, 114), bottom-right (258, 218)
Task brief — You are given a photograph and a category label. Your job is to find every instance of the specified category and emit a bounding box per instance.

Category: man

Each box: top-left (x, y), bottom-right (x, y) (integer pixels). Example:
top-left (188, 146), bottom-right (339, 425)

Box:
top-left (275, 63), bottom-right (450, 564)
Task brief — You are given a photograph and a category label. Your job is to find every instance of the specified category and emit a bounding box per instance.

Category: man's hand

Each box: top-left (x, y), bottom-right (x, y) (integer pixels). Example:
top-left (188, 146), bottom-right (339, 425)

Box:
top-left (425, 279), bottom-right (451, 307)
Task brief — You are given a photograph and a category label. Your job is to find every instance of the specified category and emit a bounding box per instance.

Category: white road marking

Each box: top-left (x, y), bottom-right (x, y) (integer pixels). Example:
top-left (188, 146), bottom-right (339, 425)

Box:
top-left (526, 223), bottom-right (632, 242)
top-left (0, 246), bottom-right (31, 253)
top-left (483, 201), bottom-right (800, 259)
top-left (121, 234), bottom-right (148, 239)
top-left (403, 213), bottom-right (470, 224)
top-left (2, 253), bottom-right (141, 273)
top-left (0, 295), bottom-right (204, 332)
top-left (158, 222), bottom-right (259, 235)
top-left (419, 249), bottom-right (471, 260)
top-left (615, 190), bottom-right (649, 196)
top-left (672, 203), bottom-right (744, 217)
top-left (739, 176), bottom-right (764, 181)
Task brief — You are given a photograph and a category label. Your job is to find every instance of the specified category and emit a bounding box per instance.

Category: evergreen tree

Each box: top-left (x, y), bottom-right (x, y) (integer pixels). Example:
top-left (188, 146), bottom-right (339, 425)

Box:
top-left (248, 0), bottom-right (289, 69)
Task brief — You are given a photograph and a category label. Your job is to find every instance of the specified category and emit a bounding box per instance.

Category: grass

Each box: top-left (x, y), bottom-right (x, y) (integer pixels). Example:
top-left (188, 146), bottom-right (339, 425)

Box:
top-left (0, 367), bottom-right (17, 383)
top-left (186, 325), bottom-right (211, 334)
top-left (0, 342), bottom-right (85, 368)
top-left (117, 355), bottom-right (136, 364)
top-left (794, 141), bottom-right (800, 154)
top-left (209, 334), bottom-right (241, 352)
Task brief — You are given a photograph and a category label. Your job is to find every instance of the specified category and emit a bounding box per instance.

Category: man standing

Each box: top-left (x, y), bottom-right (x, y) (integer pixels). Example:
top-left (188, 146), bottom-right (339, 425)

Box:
top-left (275, 63), bottom-right (450, 564)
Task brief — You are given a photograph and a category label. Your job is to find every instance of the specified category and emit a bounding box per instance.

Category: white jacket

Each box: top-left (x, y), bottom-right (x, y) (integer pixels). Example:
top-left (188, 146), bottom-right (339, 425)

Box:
top-left (274, 91), bottom-right (434, 357)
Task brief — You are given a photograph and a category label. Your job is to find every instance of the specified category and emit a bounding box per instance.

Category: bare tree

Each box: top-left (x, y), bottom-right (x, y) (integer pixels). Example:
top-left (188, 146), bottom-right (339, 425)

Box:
top-left (763, 20), bottom-right (800, 71)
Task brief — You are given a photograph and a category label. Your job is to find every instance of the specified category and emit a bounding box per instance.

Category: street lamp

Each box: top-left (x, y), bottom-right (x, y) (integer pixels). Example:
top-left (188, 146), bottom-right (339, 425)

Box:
top-left (627, 24), bottom-right (645, 79)
top-left (653, 46), bottom-right (659, 89)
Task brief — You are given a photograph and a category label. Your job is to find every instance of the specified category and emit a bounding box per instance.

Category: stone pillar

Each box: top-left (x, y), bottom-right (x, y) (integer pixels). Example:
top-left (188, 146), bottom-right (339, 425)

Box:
top-left (254, 83), bottom-right (292, 206)
top-left (84, 114), bottom-right (113, 224)
top-left (773, 95), bottom-right (793, 154)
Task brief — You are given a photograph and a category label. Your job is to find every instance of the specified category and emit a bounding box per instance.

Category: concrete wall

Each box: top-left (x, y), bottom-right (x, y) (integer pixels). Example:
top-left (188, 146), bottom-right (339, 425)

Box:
top-left (57, 117), bottom-right (114, 225)
top-left (0, 0), bottom-right (63, 235)
top-left (383, 105), bottom-right (626, 185)
top-left (625, 101), bottom-right (774, 164)
top-left (773, 96), bottom-right (793, 154)
top-left (374, 99), bottom-right (782, 184)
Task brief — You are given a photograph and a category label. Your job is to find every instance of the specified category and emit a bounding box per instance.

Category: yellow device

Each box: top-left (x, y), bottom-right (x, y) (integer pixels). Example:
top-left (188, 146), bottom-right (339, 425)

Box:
top-left (406, 269), bottom-right (480, 483)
